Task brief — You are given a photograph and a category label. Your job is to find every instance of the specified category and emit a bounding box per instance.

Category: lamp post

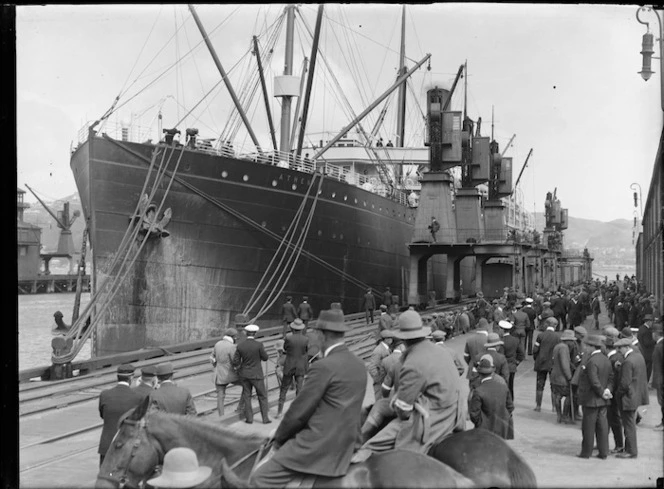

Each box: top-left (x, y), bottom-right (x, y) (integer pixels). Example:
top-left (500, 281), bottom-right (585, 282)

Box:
top-left (630, 182), bottom-right (643, 217)
top-left (637, 6), bottom-right (664, 111)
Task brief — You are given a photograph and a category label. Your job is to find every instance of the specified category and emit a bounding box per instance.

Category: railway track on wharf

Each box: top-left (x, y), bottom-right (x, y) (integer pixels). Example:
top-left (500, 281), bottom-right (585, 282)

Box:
top-left (19, 301), bottom-right (473, 478)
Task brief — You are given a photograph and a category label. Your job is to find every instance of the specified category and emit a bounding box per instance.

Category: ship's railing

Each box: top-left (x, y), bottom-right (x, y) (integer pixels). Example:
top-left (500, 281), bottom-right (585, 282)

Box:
top-left (454, 228), bottom-right (542, 245)
top-left (75, 121), bottom-right (154, 149)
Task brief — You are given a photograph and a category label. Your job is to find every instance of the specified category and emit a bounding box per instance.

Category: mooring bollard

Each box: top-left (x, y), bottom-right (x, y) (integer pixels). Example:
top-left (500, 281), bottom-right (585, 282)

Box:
top-left (51, 336), bottom-right (74, 380)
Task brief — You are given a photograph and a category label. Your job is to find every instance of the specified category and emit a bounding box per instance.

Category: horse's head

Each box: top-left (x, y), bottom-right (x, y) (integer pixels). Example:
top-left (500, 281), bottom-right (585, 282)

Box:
top-left (96, 397), bottom-right (164, 489)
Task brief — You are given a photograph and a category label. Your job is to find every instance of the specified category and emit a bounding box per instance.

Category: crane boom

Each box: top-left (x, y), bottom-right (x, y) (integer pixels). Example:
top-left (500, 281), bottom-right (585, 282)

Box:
top-left (24, 183), bottom-right (66, 228)
top-left (511, 148), bottom-right (534, 195)
top-left (500, 134), bottom-right (516, 157)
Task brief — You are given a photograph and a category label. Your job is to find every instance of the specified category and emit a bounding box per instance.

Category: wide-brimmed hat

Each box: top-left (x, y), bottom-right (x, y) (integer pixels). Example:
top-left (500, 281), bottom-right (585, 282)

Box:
top-left (117, 364), bottom-right (135, 375)
top-left (485, 333), bottom-right (504, 348)
top-left (574, 326), bottom-right (587, 337)
top-left (498, 320), bottom-right (513, 330)
top-left (234, 314), bottom-right (250, 327)
top-left (147, 447), bottom-right (212, 488)
top-left (432, 330), bottom-right (446, 341)
top-left (156, 362), bottom-right (174, 376)
top-left (290, 318), bottom-right (305, 330)
top-left (392, 310), bottom-right (431, 340)
top-left (314, 309), bottom-right (349, 332)
top-left (477, 354), bottom-right (495, 374)
top-left (560, 330), bottom-right (576, 341)
top-left (245, 324), bottom-right (260, 333)
top-left (584, 334), bottom-right (605, 348)
top-left (614, 338), bottom-right (632, 348)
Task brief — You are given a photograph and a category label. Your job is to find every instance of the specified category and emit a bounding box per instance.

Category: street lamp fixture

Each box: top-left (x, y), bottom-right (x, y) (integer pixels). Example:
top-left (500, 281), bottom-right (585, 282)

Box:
top-left (637, 6), bottom-right (664, 110)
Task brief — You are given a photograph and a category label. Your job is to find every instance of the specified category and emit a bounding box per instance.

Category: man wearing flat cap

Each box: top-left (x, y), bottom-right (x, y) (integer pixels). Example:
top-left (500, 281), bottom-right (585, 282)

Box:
top-left (614, 337), bottom-right (649, 458)
top-left (133, 365), bottom-right (157, 401)
top-left (249, 308), bottom-right (366, 487)
top-left (468, 355), bottom-right (514, 439)
top-left (277, 319), bottom-right (309, 417)
top-left (212, 328), bottom-right (240, 417)
top-left (353, 310), bottom-right (463, 461)
top-left (98, 364), bottom-right (143, 465)
top-left (148, 362), bottom-right (197, 416)
top-left (233, 324), bottom-right (270, 424)
top-left (576, 335), bottom-right (614, 459)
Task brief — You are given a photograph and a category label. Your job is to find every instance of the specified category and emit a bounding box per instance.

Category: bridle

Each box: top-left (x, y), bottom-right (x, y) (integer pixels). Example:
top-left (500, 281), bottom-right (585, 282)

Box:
top-left (97, 417), bottom-right (164, 489)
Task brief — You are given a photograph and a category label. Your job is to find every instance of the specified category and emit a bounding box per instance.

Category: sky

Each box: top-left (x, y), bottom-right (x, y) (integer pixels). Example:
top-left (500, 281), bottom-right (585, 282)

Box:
top-left (15, 3), bottom-right (663, 223)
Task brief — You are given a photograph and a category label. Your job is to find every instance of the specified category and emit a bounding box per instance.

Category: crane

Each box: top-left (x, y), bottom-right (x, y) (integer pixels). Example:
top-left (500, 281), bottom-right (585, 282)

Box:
top-left (512, 148), bottom-right (534, 194)
top-left (500, 134), bottom-right (516, 157)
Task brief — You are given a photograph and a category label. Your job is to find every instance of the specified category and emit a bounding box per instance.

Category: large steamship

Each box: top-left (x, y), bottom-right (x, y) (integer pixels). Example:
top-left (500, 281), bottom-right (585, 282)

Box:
top-left (70, 5), bottom-right (531, 356)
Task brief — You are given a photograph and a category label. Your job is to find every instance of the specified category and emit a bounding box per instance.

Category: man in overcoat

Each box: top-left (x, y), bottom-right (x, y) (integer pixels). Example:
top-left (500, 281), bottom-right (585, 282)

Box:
top-left (249, 308), bottom-right (366, 486)
top-left (211, 328), bottom-right (239, 416)
top-left (363, 288), bottom-right (376, 324)
top-left (352, 310), bottom-right (463, 461)
top-left (510, 303), bottom-right (530, 351)
top-left (297, 297), bottom-right (314, 328)
top-left (522, 298), bottom-right (537, 355)
top-left (550, 330), bottom-right (575, 424)
top-left (377, 304), bottom-right (393, 339)
top-left (614, 337), bottom-right (649, 458)
top-left (368, 329), bottom-right (393, 398)
top-left (277, 319), bottom-right (309, 417)
top-left (98, 364), bottom-right (143, 466)
top-left (233, 324), bottom-right (270, 424)
top-left (576, 335), bottom-right (613, 459)
top-left (464, 320), bottom-right (489, 381)
top-left (132, 365), bottom-right (157, 401)
top-left (469, 354), bottom-right (514, 439)
top-left (499, 320), bottom-right (525, 402)
top-left (281, 296), bottom-right (298, 338)
top-left (148, 362), bottom-right (197, 416)
top-left (482, 333), bottom-right (509, 387)
top-left (533, 317), bottom-right (560, 411)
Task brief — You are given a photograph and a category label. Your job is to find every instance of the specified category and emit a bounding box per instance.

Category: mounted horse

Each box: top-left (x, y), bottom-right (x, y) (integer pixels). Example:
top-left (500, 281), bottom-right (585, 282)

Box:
top-left (95, 397), bottom-right (474, 489)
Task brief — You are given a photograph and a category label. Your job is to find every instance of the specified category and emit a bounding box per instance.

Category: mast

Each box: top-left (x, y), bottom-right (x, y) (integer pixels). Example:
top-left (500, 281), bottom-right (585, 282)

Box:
top-left (279, 5), bottom-right (296, 155)
top-left (253, 36), bottom-right (278, 152)
top-left (463, 59), bottom-right (468, 121)
top-left (289, 58), bottom-right (309, 151)
top-left (188, 5), bottom-right (262, 153)
top-left (296, 4), bottom-right (324, 158)
top-left (394, 4), bottom-right (407, 183)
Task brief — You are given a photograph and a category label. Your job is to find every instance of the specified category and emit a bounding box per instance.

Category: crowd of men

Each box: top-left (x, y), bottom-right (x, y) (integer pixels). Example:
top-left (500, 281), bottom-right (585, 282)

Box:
top-left (97, 277), bottom-right (662, 487)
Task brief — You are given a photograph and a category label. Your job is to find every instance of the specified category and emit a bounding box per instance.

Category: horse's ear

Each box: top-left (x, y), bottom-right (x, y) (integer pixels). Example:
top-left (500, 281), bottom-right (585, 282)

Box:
top-left (129, 396), bottom-right (151, 420)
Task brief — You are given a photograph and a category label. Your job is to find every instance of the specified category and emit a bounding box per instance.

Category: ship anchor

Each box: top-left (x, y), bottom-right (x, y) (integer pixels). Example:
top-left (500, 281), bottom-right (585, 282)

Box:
top-left (130, 194), bottom-right (172, 239)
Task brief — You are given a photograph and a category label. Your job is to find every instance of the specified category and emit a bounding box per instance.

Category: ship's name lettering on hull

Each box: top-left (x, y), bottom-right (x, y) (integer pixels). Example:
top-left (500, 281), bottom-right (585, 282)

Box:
top-left (278, 174), bottom-right (310, 185)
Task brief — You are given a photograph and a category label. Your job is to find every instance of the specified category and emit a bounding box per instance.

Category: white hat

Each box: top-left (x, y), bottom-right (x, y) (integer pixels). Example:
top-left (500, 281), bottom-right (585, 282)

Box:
top-left (147, 447), bottom-right (212, 488)
top-left (498, 320), bottom-right (513, 330)
top-left (525, 298), bottom-right (534, 303)
top-left (245, 324), bottom-right (260, 333)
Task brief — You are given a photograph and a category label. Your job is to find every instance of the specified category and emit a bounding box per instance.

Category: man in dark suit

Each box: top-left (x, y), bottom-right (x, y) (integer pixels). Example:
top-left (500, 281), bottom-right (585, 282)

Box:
top-left (498, 320), bottom-right (525, 401)
top-left (132, 365), bottom-right (157, 401)
top-left (382, 287), bottom-right (393, 310)
top-left (250, 307), bottom-right (366, 487)
top-left (533, 317), bottom-right (560, 412)
top-left (522, 298), bottom-right (537, 355)
top-left (482, 333), bottom-right (509, 387)
top-left (281, 296), bottom-right (298, 338)
top-left (577, 335), bottom-right (614, 459)
top-left (362, 288), bottom-right (376, 324)
top-left (637, 314), bottom-right (656, 382)
top-left (614, 337), bottom-right (649, 458)
top-left (297, 297), bottom-right (314, 328)
top-left (233, 324), bottom-right (270, 424)
top-left (469, 354), bottom-right (514, 439)
top-left (277, 319), bottom-right (309, 417)
top-left (148, 362), bottom-right (197, 415)
top-left (551, 294), bottom-right (567, 331)
top-left (568, 294), bottom-right (584, 329)
top-left (98, 364), bottom-right (143, 466)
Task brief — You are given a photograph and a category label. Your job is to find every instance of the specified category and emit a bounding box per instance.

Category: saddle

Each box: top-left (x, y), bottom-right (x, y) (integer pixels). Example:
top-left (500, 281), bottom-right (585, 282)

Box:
top-left (251, 440), bottom-right (319, 489)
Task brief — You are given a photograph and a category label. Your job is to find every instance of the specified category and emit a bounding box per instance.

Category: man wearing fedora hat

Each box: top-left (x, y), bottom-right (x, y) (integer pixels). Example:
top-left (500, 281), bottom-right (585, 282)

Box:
top-left (147, 447), bottom-right (212, 488)
top-left (133, 365), bottom-right (157, 401)
top-left (276, 319), bottom-right (309, 417)
top-left (637, 314), bottom-right (656, 382)
top-left (481, 333), bottom-right (509, 388)
top-left (368, 329), bottom-right (394, 399)
top-left (249, 308), bottom-right (366, 487)
top-left (211, 328), bottom-right (240, 417)
top-left (362, 288), bottom-right (377, 325)
top-left (509, 303), bottom-right (530, 352)
top-left (576, 335), bottom-right (614, 459)
top-left (533, 317), bottom-right (560, 412)
top-left (551, 330), bottom-right (576, 424)
top-left (499, 320), bottom-right (524, 401)
top-left (614, 336), bottom-right (649, 458)
top-left (522, 298), bottom-right (537, 355)
top-left (281, 296), bottom-right (298, 338)
top-left (149, 362), bottom-right (197, 416)
top-left (233, 325), bottom-right (271, 424)
top-left (98, 364), bottom-right (143, 465)
top-left (352, 310), bottom-right (462, 461)
top-left (469, 354), bottom-right (514, 440)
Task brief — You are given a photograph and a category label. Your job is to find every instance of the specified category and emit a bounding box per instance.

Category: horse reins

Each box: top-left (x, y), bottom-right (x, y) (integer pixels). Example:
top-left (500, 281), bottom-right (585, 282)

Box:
top-left (97, 417), bottom-right (164, 489)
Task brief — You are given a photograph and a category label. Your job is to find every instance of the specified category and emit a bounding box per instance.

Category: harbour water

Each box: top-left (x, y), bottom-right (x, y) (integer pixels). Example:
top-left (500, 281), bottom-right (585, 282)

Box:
top-left (18, 292), bottom-right (91, 371)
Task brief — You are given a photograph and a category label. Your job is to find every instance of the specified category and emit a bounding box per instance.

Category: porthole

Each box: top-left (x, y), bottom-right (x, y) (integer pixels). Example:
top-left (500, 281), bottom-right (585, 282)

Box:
top-left (363, 201), bottom-right (366, 207)
top-left (318, 190), bottom-right (322, 195)
top-left (340, 233), bottom-right (344, 240)
top-left (292, 184), bottom-right (297, 190)
top-left (379, 207), bottom-right (382, 211)
top-left (243, 174), bottom-right (249, 182)
top-left (221, 171), bottom-right (228, 178)
top-left (332, 192), bottom-right (336, 198)
top-left (272, 180), bottom-right (278, 187)
top-left (332, 233), bottom-right (336, 239)
top-left (261, 221), bottom-right (267, 227)
top-left (344, 195), bottom-right (347, 201)
top-left (372, 204), bottom-right (375, 209)
top-left (317, 230), bottom-right (323, 236)
top-left (354, 198), bottom-right (358, 204)
top-left (281, 225), bottom-right (287, 232)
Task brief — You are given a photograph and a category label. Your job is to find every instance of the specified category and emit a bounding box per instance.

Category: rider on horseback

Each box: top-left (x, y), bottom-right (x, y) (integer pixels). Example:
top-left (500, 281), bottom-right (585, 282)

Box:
top-left (351, 310), bottom-right (465, 463)
top-left (248, 307), bottom-right (367, 487)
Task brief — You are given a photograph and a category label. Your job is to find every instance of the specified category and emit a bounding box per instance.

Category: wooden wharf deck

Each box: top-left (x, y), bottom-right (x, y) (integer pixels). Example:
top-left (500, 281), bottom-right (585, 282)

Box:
top-left (17, 274), bottom-right (90, 295)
